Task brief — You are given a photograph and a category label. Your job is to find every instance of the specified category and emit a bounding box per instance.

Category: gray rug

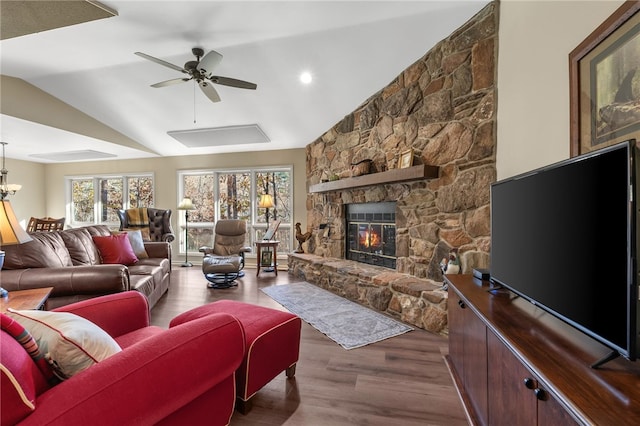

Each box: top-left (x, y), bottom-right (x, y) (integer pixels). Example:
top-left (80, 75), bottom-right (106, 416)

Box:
top-left (261, 281), bottom-right (413, 350)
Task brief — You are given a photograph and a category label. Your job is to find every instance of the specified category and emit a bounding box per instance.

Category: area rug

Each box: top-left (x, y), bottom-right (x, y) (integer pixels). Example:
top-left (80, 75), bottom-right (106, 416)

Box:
top-left (261, 281), bottom-right (413, 350)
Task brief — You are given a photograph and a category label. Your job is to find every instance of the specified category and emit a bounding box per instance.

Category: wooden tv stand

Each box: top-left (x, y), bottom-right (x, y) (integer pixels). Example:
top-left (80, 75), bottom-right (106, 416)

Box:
top-left (444, 274), bottom-right (640, 425)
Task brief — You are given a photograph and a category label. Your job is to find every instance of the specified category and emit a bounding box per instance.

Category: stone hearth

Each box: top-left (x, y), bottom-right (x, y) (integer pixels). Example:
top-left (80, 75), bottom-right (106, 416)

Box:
top-left (288, 253), bottom-right (448, 335)
top-left (292, 3), bottom-right (497, 334)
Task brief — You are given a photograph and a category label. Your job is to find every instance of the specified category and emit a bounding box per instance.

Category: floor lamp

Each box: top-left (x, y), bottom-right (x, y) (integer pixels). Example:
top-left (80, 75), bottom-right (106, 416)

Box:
top-left (258, 193), bottom-right (275, 271)
top-left (177, 197), bottom-right (195, 267)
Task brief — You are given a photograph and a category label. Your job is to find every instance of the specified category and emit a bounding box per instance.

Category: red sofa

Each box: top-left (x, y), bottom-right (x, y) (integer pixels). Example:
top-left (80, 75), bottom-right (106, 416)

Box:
top-left (1, 292), bottom-right (245, 425)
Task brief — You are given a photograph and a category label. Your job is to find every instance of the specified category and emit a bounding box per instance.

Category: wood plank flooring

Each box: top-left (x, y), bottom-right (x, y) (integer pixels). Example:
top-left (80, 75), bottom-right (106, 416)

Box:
top-left (150, 266), bottom-right (468, 426)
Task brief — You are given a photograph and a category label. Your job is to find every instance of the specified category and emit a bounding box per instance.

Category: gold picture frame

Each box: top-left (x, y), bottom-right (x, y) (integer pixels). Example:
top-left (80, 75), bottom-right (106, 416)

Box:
top-left (569, 2), bottom-right (640, 157)
top-left (399, 149), bottom-right (414, 169)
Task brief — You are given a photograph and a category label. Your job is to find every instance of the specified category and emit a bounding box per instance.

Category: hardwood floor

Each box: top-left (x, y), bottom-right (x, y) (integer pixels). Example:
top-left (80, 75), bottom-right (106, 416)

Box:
top-left (151, 266), bottom-right (468, 426)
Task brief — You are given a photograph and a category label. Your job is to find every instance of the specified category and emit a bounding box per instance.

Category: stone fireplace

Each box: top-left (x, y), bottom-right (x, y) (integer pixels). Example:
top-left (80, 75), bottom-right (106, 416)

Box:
top-left (289, 2), bottom-right (497, 336)
top-left (345, 202), bottom-right (396, 269)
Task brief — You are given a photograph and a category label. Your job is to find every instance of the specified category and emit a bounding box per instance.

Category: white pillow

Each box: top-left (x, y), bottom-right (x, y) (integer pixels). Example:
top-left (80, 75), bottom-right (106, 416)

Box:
top-left (125, 229), bottom-right (149, 259)
top-left (6, 309), bottom-right (122, 380)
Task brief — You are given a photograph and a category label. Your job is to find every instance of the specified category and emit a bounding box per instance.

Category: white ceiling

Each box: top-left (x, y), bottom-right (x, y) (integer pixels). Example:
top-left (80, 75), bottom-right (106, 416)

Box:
top-left (0, 0), bottom-right (489, 163)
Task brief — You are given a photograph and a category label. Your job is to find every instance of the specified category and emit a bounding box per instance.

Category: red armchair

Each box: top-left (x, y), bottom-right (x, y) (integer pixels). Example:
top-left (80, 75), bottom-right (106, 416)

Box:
top-left (1, 291), bottom-right (245, 425)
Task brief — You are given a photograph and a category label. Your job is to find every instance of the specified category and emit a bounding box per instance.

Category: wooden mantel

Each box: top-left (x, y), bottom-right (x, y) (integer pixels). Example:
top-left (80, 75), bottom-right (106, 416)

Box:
top-left (308, 164), bottom-right (439, 193)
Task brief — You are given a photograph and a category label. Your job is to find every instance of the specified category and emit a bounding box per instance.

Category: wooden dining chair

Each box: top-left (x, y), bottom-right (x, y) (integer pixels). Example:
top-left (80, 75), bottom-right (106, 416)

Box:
top-left (26, 217), bottom-right (65, 232)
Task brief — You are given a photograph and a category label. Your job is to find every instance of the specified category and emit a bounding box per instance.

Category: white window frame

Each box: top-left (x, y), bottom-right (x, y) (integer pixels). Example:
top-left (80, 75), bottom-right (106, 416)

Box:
top-left (176, 166), bottom-right (294, 258)
top-left (65, 172), bottom-right (155, 228)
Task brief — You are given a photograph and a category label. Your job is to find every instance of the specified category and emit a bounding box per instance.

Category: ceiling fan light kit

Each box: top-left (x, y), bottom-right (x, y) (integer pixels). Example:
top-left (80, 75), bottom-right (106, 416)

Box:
top-left (135, 47), bottom-right (256, 103)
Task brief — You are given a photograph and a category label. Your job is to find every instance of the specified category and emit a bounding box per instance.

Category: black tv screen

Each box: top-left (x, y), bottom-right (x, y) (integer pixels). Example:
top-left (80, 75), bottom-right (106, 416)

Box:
top-left (490, 140), bottom-right (638, 365)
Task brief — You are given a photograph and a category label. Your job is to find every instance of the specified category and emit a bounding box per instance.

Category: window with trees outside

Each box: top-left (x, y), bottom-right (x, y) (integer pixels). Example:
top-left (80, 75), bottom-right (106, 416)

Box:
top-left (178, 167), bottom-right (292, 258)
top-left (67, 174), bottom-right (154, 228)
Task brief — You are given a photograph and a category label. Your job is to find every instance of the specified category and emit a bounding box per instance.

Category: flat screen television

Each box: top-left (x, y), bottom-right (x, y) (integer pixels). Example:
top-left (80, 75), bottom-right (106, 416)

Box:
top-left (490, 139), bottom-right (639, 368)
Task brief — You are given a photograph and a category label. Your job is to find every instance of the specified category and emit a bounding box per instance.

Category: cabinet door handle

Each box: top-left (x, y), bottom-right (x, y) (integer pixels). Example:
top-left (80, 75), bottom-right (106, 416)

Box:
top-left (458, 300), bottom-right (466, 309)
top-left (534, 388), bottom-right (547, 401)
top-left (523, 377), bottom-right (536, 389)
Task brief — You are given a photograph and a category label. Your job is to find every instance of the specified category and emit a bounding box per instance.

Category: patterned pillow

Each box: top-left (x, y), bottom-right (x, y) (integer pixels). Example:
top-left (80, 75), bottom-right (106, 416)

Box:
top-left (6, 310), bottom-right (122, 380)
top-left (0, 313), bottom-right (55, 383)
top-left (126, 207), bottom-right (148, 227)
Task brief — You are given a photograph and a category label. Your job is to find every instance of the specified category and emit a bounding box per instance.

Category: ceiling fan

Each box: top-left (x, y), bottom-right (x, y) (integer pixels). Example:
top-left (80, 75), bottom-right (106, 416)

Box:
top-left (134, 47), bottom-right (257, 103)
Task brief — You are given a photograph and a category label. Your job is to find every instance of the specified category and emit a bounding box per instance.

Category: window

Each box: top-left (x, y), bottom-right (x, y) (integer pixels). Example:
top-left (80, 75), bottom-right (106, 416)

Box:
top-left (67, 174), bottom-right (154, 228)
top-left (178, 167), bottom-right (293, 257)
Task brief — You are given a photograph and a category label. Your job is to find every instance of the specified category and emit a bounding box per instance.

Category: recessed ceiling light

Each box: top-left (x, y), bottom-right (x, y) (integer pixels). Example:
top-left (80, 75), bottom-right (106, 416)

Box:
top-left (300, 71), bottom-right (312, 85)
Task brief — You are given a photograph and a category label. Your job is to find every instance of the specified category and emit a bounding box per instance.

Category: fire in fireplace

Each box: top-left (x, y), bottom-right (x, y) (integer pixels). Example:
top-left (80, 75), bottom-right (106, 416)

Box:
top-left (345, 202), bottom-right (396, 269)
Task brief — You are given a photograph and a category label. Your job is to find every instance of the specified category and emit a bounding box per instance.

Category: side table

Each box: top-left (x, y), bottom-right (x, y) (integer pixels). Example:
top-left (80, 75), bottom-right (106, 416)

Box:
top-left (1, 287), bottom-right (54, 313)
top-left (255, 240), bottom-right (279, 276)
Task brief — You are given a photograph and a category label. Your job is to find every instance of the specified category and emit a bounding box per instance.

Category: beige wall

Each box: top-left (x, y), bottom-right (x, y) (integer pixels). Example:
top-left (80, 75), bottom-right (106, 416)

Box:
top-left (497, 0), bottom-right (624, 180)
top-left (7, 158), bottom-right (46, 230)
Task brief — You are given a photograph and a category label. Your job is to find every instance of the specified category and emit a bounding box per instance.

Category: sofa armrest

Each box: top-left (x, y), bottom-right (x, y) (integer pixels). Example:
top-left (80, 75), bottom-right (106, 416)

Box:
top-left (53, 291), bottom-right (150, 338)
top-left (0, 265), bottom-right (129, 296)
top-left (22, 313), bottom-right (245, 425)
top-left (143, 241), bottom-right (171, 259)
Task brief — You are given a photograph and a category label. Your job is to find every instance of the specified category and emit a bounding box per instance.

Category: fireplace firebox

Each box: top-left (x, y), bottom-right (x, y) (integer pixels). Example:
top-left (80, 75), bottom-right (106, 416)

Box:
top-left (345, 202), bottom-right (396, 269)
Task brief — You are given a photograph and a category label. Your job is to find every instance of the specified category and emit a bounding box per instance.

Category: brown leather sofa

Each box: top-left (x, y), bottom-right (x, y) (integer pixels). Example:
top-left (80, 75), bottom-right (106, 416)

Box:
top-left (0, 225), bottom-right (171, 310)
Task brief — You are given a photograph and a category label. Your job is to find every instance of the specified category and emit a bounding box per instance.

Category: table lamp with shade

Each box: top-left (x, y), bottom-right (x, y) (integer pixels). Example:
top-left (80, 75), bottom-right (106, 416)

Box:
top-left (177, 197), bottom-right (196, 267)
top-left (0, 142), bottom-right (33, 297)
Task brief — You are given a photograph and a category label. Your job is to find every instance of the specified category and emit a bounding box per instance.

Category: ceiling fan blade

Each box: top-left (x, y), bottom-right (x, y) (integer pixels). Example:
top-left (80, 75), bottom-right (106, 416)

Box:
top-left (199, 81), bottom-right (221, 102)
top-left (151, 77), bottom-right (191, 88)
top-left (210, 76), bottom-right (257, 90)
top-left (135, 52), bottom-right (186, 73)
top-left (196, 50), bottom-right (223, 77)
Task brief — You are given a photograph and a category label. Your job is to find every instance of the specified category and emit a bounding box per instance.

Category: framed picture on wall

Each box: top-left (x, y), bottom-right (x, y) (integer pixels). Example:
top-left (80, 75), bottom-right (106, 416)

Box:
top-left (569, 1), bottom-right (640, 157)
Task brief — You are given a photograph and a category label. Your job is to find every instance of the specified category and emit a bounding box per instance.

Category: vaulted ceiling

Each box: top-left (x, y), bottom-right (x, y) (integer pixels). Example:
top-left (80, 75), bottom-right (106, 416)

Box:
top-left (0, 1), bottom-right (489, 163)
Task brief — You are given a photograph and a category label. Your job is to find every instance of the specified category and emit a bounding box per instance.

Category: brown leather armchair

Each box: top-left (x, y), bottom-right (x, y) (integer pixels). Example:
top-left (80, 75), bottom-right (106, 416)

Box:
top-left (199, 219), bottom-right (251, 289)
top-left (116, 207), bottom-right (175, 243)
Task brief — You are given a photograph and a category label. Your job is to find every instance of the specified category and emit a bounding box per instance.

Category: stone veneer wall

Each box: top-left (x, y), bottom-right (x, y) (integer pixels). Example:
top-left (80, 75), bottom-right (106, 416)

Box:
top-left (290, 2), bottom-right (497, 335)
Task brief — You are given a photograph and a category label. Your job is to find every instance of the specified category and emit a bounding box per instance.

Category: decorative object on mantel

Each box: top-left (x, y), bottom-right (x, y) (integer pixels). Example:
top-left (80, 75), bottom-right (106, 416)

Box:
top-left (0, 142), bottom-right (33, 297)
top-left (399, 148), bottom-right (414, 169)
top-left (350, 159), bottom-right (373, 177)
top-left (440, 248), bottom-right (461, 276)
top-left (294, 222), bottom-right (312, 253)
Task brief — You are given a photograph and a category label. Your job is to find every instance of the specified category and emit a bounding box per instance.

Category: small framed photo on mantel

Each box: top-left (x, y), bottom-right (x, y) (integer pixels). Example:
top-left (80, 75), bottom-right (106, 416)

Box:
top-left (399, 148), bottom-right (414, 169)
